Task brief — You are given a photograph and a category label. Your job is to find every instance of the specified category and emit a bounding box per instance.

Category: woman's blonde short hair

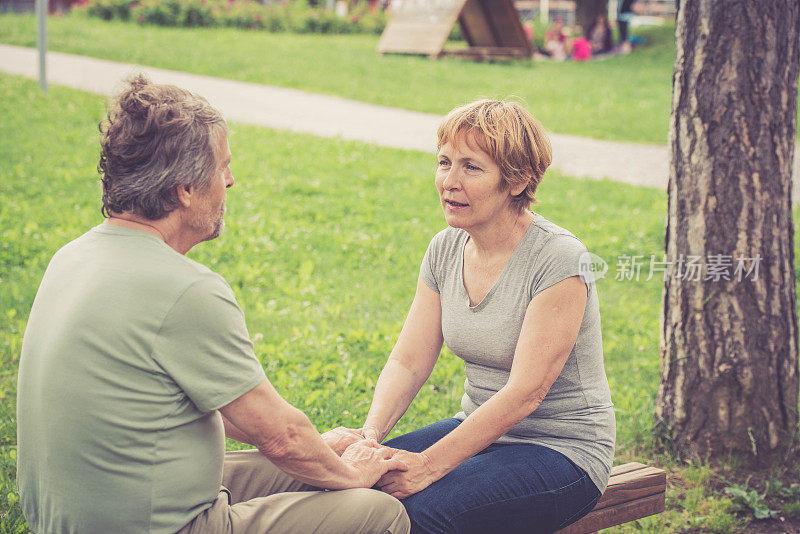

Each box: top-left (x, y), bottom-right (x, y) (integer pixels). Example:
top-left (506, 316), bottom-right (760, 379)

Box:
top-left (437, 99), bottom-right (552, 211)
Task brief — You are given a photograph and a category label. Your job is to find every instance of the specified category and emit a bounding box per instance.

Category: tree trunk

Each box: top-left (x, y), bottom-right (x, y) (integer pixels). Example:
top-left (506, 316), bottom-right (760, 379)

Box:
top-left (656, 1), bottom-right (800, 462)
top-left (575, 0), bottom-right (607, 35)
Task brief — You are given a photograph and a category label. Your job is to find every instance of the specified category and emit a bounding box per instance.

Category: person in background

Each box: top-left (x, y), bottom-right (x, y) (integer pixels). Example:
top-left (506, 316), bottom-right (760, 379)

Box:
top-left (587, 14), bottom-right (614, 55)
top-left (617, 0), bottom-right (636, 53)
top-left (571, 35), bottom-right (592, 61)
top-left (544, 16), bottom-right (569, 61)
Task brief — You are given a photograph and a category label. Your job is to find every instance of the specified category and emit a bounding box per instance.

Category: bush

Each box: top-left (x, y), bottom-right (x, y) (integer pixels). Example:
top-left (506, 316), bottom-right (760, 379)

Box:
top-left (131, 0), bottom-right (183, 26)
top-left (348, 4), bottom-right (387, 35)
top-left (220, 0), bottom-right (265, 30)
top-left (85, 0), bottom-right (136, 20)
top-left (263, 5), bottom-right (288, 32)
top-left (83, 0), bottom-right (388, 35)
top-left (179, 0), bottom-right (219, 28)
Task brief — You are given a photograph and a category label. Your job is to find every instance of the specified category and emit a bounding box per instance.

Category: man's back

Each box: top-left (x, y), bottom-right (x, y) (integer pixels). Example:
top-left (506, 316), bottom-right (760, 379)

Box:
top-left (17, 224), bottom-right (265, 534)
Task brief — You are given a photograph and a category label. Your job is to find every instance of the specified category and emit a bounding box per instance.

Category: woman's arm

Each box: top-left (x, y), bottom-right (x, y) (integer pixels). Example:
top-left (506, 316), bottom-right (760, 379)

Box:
top-left (361, 274), bottom-right (445, 442)
top-left (378, 275), bottom-right (588, 499)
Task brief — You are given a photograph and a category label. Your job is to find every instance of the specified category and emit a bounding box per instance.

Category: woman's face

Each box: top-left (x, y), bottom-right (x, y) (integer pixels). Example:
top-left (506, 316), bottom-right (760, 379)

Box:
top-left (435, 132), bottom-right (518, 233)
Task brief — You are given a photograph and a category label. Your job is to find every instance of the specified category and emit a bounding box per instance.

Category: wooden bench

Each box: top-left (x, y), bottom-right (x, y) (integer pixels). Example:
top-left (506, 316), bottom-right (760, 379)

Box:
top-left (556, 462), bottom-right (667, 534)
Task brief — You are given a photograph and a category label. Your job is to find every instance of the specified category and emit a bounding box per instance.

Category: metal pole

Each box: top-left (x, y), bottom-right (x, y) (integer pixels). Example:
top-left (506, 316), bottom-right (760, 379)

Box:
top-left (36, 0), bottom-right (47, 91)
top-left (540, 0), bottom-right (549, 24)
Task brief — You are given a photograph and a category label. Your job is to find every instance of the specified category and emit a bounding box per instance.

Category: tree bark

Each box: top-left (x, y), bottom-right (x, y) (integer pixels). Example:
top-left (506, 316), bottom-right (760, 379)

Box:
top-left (575, 0), bottom-right (607, 35)
top-left (656, 0), bottom-right (800, 461)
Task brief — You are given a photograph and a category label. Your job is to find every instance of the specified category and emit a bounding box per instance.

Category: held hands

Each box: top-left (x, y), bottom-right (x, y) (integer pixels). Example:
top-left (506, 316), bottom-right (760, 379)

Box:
top-left (321, 427), bottom-right (364, 456)
top-left (340, 439), bottom-right (408, 488)
top-left (321, 426), bottom-right (433, 493)
top-left (359, 425), bottom-right (381, 443)
top-left (321, 426), bottom-right (382, 455)
top-left (376, 448), bottom-right (439, 500)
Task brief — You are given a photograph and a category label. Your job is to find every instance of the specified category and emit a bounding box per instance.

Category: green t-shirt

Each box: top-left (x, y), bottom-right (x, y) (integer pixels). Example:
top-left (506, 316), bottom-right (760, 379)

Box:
top-left (17, 224), bottom-right (267, 533)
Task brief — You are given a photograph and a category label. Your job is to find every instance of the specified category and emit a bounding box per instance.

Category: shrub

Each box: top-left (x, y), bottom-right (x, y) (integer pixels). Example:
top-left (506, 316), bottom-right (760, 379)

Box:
top-left (85, 0), bottom-right (136, 20)
top-left (348, 4), bottom-right (387, 35)
top-left (178, 0), bottom-right (219, 28)
top-left (84, 0), bottom-right (388, 35)
top-left (220, 0), bottom-right (265, 30)
top-left (263, 5), bottom-right (288, 32)
top-left (131, 0), bottom-right (183, 26)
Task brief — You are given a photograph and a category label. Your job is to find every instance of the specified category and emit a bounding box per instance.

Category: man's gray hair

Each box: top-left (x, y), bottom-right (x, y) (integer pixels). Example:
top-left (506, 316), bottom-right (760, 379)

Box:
top-left (98, 74), bottom-right (228, 220)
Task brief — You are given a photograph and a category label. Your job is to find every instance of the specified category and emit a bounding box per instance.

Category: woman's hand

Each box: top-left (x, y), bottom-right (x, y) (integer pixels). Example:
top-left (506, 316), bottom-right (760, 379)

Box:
top-left (340, 440), bottom-right (408, 488)
top-left (376, 448), bottom-right (440, 499)
top-left (321, 427), bottom-right (365, 456)
top-left (360, 425), bottom-right (381, 444)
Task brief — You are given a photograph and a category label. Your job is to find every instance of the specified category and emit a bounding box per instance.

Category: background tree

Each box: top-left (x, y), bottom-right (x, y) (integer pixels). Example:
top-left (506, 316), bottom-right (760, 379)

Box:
top-left (656, 0), bottom-right (800, 461)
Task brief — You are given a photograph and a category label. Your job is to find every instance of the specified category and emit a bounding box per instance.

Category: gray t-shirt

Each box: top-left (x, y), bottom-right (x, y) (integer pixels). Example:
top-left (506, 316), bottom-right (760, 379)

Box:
top-left (420, 213), bottom-right (615, 493)
top-left (17, 224), bottom-right (266, 533)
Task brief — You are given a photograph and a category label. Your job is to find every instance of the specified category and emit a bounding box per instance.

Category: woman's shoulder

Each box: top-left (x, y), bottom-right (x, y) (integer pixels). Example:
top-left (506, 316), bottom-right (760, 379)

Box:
top-left (427, 225), bottom-right (467, 253)
top-left (525, 214), bottom-right (594, 297)
top-left (530, 213), bottom-right (587, 253)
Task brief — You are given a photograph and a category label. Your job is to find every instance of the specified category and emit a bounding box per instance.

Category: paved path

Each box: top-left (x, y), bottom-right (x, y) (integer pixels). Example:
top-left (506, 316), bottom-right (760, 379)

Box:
top-left (2, 44), bottom-right (798, 199)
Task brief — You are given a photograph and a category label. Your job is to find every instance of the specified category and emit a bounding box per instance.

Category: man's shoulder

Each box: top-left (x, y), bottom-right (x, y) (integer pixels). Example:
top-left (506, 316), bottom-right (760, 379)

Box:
top-left (54, 224), bottom-right (230, 296)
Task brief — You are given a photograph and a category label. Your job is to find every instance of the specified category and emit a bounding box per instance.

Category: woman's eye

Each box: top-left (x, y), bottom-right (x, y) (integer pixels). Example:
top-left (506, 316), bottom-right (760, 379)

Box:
top-left (438, 160), bottom-right (450, 167)
top-left (466, 163), bottom-right (481, 172)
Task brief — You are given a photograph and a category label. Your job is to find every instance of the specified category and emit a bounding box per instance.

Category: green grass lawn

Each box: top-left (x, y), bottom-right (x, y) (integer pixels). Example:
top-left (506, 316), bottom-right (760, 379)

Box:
top-left (3, 14), bottom-right (798, 147)
top-left (0, 13), bottom-right (679, 144)
top-left (1, 73), bottom-right (799, 533)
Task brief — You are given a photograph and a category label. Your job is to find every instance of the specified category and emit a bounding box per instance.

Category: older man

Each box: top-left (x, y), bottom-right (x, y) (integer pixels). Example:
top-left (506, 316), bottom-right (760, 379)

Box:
top-left (16, 75), bottom-right (410, 534)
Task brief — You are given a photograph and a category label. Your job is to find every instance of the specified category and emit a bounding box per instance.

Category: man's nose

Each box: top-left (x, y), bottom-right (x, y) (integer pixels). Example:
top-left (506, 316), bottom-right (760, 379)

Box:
top-left (226, 170), bottom-right (234, 189)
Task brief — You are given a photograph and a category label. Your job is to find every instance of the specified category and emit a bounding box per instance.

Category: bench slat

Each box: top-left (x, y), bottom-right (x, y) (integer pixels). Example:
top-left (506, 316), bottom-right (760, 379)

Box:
top-left (554, 463), bottom-right (667, 534)
top-left (556, 492), bottom-right (666, 534)
top-left (609, 462), bottom-right (649, 476)
top-left (593, 467), bottom-right (667, 511)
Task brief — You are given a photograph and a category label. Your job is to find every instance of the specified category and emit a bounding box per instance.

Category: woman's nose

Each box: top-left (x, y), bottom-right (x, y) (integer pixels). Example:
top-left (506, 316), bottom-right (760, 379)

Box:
top-left (442, 168), bottom-right (461, 190)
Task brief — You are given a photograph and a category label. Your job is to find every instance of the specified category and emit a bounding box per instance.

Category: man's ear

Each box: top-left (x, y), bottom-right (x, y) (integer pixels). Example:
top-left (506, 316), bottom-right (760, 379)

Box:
top-left (175, 183), bottom-right (195, 208)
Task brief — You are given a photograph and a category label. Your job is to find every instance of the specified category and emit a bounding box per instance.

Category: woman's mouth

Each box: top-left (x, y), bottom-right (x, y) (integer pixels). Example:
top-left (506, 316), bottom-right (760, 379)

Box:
top-left (445, 200), bottom-right (469, 208)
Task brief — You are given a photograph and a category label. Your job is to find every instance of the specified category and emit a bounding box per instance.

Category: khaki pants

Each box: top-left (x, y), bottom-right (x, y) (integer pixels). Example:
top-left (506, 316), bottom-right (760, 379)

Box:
top-left (177, 449), bottom-right (410, 534)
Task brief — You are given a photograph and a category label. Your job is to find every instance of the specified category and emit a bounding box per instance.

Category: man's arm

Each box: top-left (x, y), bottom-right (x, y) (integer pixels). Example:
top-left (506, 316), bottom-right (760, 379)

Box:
top-left (219, 379), bottom-right (405, 489)
top-left (224, 413), bottom-right (363, 456)
top-left (221, 414), bottom-right (256, 446)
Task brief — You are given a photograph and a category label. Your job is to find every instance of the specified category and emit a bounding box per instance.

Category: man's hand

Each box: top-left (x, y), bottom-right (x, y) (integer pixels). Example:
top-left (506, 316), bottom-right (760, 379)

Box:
top-left (376, 448), bottom-right (439, 500)
top-left (321, 427), bottom-right (364, 456)
top-left (321, 426), bottom-right (384, 456)
top-left (340, 440), bottom-right (408, 488)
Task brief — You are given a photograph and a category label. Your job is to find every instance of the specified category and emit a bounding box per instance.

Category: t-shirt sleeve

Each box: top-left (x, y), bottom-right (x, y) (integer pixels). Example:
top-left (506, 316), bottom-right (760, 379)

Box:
top-left (152, 273), bottom-right (266, 412)
top-left (419, 232), bottom-right (443, 293)
top-left (531, 234), bottom-right (591, 298)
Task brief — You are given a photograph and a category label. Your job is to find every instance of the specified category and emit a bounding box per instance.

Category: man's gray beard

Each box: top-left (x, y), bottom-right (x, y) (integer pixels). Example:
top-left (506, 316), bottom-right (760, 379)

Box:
top-left (197, 203), bottom-right (226, 242)
top-left (208, 218), bottom-right (224, 241)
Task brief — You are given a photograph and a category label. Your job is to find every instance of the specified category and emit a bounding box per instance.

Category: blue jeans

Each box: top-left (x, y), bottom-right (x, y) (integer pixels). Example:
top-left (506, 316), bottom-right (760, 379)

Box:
top-left (383, 419), bottom-right (601, 534)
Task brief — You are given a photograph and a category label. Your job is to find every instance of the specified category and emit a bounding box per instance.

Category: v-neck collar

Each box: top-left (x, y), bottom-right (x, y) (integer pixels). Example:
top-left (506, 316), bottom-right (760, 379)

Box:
top-left (457, 214), bottom-right (538, 311)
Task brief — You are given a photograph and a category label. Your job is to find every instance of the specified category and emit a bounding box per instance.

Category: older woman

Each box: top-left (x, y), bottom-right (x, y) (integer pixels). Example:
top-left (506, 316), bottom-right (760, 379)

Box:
top-left (351, 100), bottom-right (615, 533)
